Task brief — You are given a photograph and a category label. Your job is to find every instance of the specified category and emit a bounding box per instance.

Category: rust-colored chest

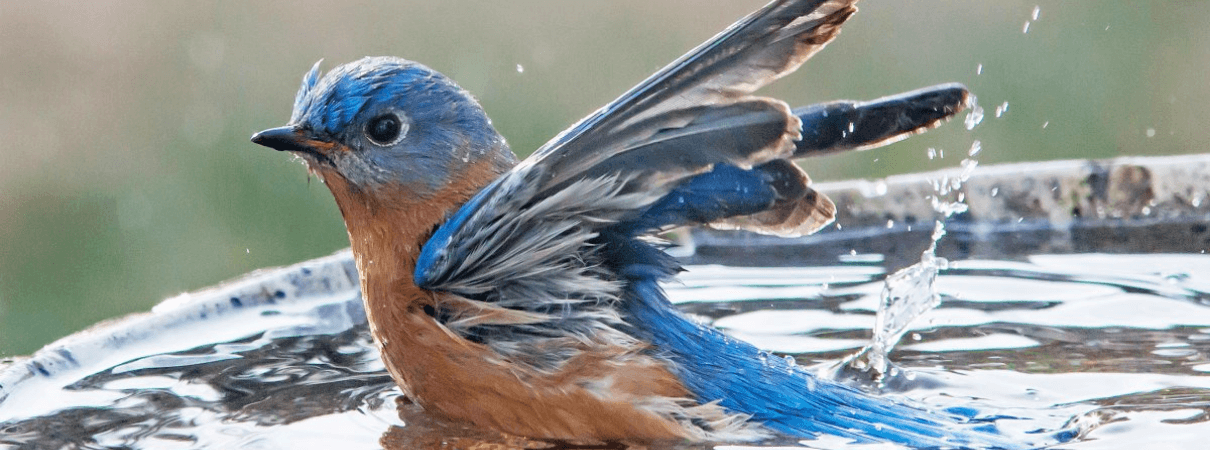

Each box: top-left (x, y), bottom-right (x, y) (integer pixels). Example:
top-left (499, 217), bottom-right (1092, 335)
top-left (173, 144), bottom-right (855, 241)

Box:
top-left (312, 159), bottom-right (698, 440)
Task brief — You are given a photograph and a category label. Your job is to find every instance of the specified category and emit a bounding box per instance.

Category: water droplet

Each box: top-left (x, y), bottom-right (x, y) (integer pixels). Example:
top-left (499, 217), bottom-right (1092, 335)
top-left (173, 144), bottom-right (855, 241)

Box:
top-left (515, 64), bottom-right (524, 73)
top-left (968, 140), bottom-right (982, 157)
top-left (874, 181), bottom-right (888, 196)
top-left (912, 333), bottom-right (922, 341)
top-left (246, 248), bottom-right (250, 254)
top-left (927, 148), bottom-right (938, 160)
top-left (886, 220), bottom-right (895, 229)
top-left (965, 104), bottom-right (984, 130)
top-left (1146, 128), bottom-right (1156, 138)
top-left (1023, 21), bottom-right (1031, 33)
top-left (991, 187), bottom-right (1000, 197)
top-left (960, 158), bottom-right (979, 180)
top-left (976, 63), bottom-right (983, 75)
top-left (1032, 5), bottom-right (1041, 20)
top-left (1042, 121), bottom-right (1050, 129)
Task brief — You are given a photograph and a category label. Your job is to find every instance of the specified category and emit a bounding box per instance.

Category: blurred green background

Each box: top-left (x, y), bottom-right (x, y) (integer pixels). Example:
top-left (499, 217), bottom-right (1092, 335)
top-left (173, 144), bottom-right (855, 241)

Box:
top-left (1, 1), bottom-right (1207, 356)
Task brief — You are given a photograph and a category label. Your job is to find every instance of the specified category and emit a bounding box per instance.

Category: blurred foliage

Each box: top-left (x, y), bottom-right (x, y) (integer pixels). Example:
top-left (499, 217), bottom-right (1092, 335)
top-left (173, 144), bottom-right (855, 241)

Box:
top-left (1, 1), bottom-right (1207, 356)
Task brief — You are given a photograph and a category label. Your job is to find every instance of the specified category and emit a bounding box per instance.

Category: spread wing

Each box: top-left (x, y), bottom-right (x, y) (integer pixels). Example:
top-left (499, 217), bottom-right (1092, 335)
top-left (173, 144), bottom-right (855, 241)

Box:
top-left (411, 0), bottom-right (967, 366)
top-left (416, 0), bottom-right (858, 289)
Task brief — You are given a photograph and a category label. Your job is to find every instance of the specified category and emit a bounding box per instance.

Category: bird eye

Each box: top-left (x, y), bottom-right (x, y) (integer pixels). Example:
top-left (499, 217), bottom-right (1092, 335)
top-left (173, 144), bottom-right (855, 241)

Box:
top-left (365, 113), bottom-right (406, 146)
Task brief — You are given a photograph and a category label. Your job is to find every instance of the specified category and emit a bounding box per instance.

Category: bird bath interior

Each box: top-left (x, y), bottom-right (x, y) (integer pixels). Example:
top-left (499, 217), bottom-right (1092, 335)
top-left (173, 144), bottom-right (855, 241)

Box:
top-left (3, 154), bottom-right (1210, 449)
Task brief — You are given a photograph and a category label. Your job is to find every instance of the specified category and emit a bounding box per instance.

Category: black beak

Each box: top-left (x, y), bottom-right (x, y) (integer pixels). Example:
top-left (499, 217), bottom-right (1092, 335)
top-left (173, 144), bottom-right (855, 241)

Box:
top-left (251, 126), bottom-right (316, 153)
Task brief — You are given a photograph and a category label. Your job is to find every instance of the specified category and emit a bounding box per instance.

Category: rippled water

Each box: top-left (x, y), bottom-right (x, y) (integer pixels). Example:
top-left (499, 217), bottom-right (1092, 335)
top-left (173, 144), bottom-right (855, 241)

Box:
top-left (2, 248), bottom-right (1209, 449)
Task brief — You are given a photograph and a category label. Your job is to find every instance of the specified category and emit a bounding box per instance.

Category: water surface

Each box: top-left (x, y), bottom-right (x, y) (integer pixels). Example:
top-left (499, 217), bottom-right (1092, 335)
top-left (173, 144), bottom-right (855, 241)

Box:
top-left (3, 246), bottom-right (1207, 449)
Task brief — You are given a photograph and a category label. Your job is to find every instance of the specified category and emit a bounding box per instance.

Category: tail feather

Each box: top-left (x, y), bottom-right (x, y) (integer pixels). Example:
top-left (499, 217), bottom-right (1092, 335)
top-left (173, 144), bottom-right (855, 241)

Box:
top-left (620, 271), bottom-right (1037, 449)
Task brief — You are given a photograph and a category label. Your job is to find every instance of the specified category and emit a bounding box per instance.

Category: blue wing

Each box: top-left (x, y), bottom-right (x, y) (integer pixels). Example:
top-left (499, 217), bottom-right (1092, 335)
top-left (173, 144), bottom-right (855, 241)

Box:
top-left (405, 0), bottom-right (1026, 445)
top-left (415, 79), bottom-right (972, 292)
top-left (411, 0), bottom-right (972, 365)
top-left (417, 0), bottom-right (862, 292)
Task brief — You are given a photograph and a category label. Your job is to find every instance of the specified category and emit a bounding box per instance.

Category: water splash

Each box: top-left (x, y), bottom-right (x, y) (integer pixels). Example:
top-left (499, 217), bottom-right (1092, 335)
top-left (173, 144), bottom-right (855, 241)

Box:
top-left (845, 134), bottom-right (983, 381)
top-left (857, 249), bottom-right (948, 377)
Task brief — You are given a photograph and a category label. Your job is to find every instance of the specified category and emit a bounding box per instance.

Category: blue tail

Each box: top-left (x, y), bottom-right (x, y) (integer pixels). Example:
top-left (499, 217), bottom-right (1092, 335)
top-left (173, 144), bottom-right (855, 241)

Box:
top-left (621, 274), bottom-right (1028, 448)
top-left (600, 213), bottom-right (1037, 448)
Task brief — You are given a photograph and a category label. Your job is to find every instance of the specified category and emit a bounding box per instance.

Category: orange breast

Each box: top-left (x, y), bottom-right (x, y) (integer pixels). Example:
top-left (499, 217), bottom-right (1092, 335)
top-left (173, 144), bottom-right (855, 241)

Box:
top-left (371, 290), bottom-right (694, 440)
top-left (316, 156), bottom-right (698, 441)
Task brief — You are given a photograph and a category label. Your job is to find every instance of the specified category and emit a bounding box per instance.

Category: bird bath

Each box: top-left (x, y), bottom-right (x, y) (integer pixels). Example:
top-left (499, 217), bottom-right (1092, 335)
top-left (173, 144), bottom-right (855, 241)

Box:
top-left (3, 154), bottom-right (1209, 449)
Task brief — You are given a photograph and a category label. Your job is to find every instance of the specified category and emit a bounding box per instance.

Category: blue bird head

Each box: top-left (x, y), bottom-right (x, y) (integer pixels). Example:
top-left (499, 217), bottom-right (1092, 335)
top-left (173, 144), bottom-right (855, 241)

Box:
top-left (253, 57), bottom-right (514, 196)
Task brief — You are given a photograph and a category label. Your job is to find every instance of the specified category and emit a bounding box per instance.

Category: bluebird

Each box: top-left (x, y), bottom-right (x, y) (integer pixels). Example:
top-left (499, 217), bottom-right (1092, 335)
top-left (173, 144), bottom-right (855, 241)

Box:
top-left (252, 0), bottom-right (1026, 447)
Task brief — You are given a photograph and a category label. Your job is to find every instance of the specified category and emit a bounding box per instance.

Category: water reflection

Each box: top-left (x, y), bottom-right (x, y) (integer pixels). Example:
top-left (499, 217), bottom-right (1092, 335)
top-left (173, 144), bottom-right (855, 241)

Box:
top-left (2, 326), bottom-right (396, 449)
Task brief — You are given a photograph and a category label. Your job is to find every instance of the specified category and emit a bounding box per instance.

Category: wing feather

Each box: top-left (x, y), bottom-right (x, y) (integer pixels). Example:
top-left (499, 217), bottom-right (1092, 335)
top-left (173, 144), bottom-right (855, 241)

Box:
top-left (794, 83), bottom-right (972, 157)
top-left (418, 0), bottom-right (862, 296)
top-left (530, 0), bottom-right (858, 192)
top-left (413, 0), bottom-right (974, 379)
